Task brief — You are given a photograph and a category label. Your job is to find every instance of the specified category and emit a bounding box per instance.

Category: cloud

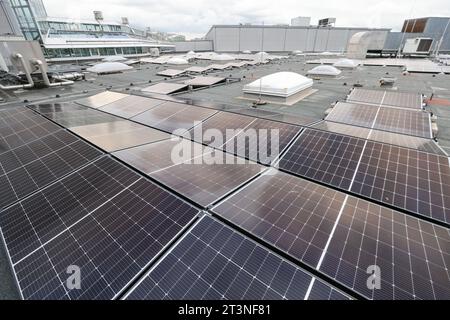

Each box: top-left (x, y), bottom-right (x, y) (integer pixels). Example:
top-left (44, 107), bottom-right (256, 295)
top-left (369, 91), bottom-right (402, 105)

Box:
top-left (42, 0), bottom-right (450, 39)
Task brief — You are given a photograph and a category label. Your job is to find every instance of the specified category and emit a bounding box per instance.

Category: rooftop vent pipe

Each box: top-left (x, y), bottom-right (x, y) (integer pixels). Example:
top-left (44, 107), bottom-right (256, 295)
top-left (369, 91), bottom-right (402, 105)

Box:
top-left (0, 54), bottom-right (34, 90)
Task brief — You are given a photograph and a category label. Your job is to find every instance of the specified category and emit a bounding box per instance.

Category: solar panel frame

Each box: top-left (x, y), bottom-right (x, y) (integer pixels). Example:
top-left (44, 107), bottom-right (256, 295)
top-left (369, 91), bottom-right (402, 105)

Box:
top-left (183, 76), bottom-right (226, 87)
top-left (125, 215), bottom-right (349, 300)
top-left (156, 69), bottom-right (186, 77)
top-left (76, 91), bottom-right (129, 109)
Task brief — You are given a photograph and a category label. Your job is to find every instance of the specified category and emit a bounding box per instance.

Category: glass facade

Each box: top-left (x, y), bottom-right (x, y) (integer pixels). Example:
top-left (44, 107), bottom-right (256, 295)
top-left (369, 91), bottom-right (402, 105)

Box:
top-left (43, 46), bottom-right (148, 59)
top-left (9, 0), bottom-right (42, 41)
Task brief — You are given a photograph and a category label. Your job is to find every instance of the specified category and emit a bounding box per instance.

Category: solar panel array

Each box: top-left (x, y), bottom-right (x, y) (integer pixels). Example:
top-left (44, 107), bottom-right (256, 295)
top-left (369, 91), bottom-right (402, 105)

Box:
top-left (347, 88), bottom-right (423, 110)
top-left (1, 157), bottom-right (200, 299)
top-left (325, 102), bottom-right (432, 138)
top-left (126, 216), bottom-right (349, 300)
top-left (212, 171), bottom-right (450, 299)
top-left (0, 130), bottom-right (102, 209)
top-left (279, 129), bottom-right (450, 225)
top-left (1, 89), bottom-right (448, 301)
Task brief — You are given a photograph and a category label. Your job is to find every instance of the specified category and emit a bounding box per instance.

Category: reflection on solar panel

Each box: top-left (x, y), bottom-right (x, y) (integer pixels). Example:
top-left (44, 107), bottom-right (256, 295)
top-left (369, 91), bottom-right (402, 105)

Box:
top-left (351, 141), bottom-right (450, 224)
top-left (223, 118), bottom-right (302, 165)
top-left (279, 129), bottom-right (365, 190)
top-left (125, 216), bottom-right (349, 300)
top-left (373, 108), bottom-right (431, 138)
top-left (0, 130), bottom-right (102, 209)
top-left (319, 196), bottom-right (450, 299)
top-left (312, 121), bottom-right (370, 140)
top-left (187, 112), bottom-right (256, 148)
top-left (29, 103), bottom-right (121, 128)
top-left (113, 138), bottom-right (212, 174)
top-left (368, 130), bottom-right (446, 156)
top-left (98, 95), bottom-right (166, 119)
top-left (76, 91), bottom-right (129, 109)
top-left (141, 83), bottom-right (188, 95)
top-left (326, 102), bottom-right (378, 128)
top-left (131, 102), bottom-right (217, 134)
top-left (313, 121), bottom-right (445, 156)
top-left (156, 69), bottom-right (185, 77)
top-left (184, 76), bottom-right (225, 87)
top-left (0, 107), bottom-right (61, 152)
top-left (150, 149), bottom-right (264, 207)
top-left (6, 171), bottom-right (199, 300)
top-left (70, 120), bottom-right (170, 152)
top-left (213, 170), bottom-right (346, 267)
top-left (347, 88), bottom-right (422, 110)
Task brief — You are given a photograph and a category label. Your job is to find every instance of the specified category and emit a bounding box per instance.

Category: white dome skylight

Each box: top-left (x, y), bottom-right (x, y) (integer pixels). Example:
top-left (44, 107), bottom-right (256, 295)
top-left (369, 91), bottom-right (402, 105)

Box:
top-left (243, 71), bottom-right (313, 97)
top-left (307, 65), bottom-right (342, 76)
top-left (212, 54), bottom-right (235, 61)
top-left (333, 58), bottom-right (358, 68)
top-left (167, 57), bottom-right (189, 65)
top-left (87, 62), bottom-right (132, 74)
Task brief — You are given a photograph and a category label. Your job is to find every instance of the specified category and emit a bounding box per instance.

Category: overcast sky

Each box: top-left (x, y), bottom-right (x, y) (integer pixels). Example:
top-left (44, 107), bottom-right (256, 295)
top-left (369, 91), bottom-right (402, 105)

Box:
top-left (43, 0), bottom-right (450, 39)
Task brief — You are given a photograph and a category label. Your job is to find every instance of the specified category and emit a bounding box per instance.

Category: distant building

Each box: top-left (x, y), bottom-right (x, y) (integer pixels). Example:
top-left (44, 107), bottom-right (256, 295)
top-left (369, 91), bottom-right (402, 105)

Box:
top-left (291, 17), bottom-right (311, 27)
top-left (2, 0), bottom-right (174, 61)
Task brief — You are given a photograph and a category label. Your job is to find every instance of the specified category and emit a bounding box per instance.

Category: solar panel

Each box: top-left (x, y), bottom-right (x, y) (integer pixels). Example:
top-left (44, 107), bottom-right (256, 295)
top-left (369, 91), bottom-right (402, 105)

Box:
top-left (70, 120), bottom-right (170, 152)
top-left (347, 88), bottom-right (422, 110)
top-left (184, 76), bottom-right (225, 87)
top-left (313, 121), bottom-right (445, 156)
top-left (76, 91), bottom-right (129, 109)
top-left (156, 69), bottom-right (186, 77)
top-left (312, 121), bottom-right (370, 140)
top-left (373, 108), bottom-right (431, 138)
top-left (278, 129), bottom-right (365, 190)
top-left (0, 107), bottom-right (61, 152)
top-left (208, 64), bottom-right (231, 70)
top-left (382, 91), bottom-right (423, 110)
top-left (187, 112), bottom-right (256, 148)
top-left (113, 138), bottom-right (212, 174)
top-left (0, 130), bottom-right (102, 209)
top-left (325, 102), bottom-right (379, 128)
top-left (0, 156), bottom-right (139, 264)
top-left (28, 103), bottom-right (121, 128)
top-left (131, 101), bottom-right (217, 134)
top-left (350, 141), bottom-right (450, 225)
top-left (98, 95), bottom-right (166, 119)
top-left (125, 216), bottom-right (349, 300)
top-left (5, 171), bottom-right (199, 299)
top-left (368, 130), bottom-right (446, 156)
top-left (141, 83), bottom-right (188, 95)
top-left (347, 89), bottom-right (386, 106)
top-left (223, 118), bottom-right (302, 165)
top-left (150, 149), bottom-right (264, 207)
top-left (213, 170), bottom-right (346, 268)
top-left (319, 196), bottom-right (450, 299)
